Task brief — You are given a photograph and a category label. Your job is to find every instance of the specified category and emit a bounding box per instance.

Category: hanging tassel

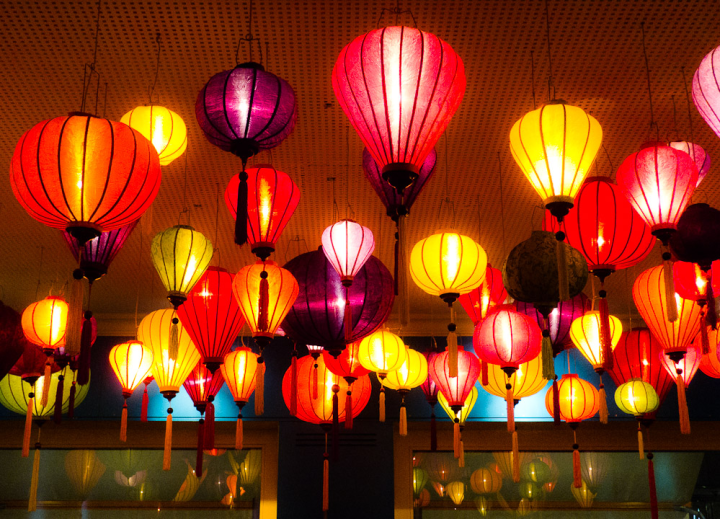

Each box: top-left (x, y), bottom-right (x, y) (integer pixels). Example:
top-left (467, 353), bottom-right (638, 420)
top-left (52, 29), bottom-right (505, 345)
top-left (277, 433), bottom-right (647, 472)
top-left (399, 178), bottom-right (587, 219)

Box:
top-left (700, 311), bottom-right (710, 355)
top-left (676, 372), bottom-right (691, 435)
top-left (163, 410), bottom-right (173, 471)
top-left (393, 225), bottom-right (400, 296)
top-left (258, 270), bottom-right (269, 332)
top-left (430, 403), bottom-right (437, 451)
top-left (379, 384), bottom-right (386, 422)
top-left (512, 430), bottom-right (520, 483)
top-left (52, 373), bottom-right (65, 424)
top-left (399, 402), bottom-right (407, 436)
top-left (169, 316), bottom-right (180, 362)
top-left (663, 253), bottom-right (678, 322)
top-left (322, 452), bottom-right (330, 512)
top-left (235, 168), bottom-right (249, 246)
top-left (68, 381), bottom-right (76, 419)
top-left (459, 439), bottom-right (465, 468)
top-left (196, 418), bottom-right (204, 476)
top-left (506, 384), bottom-right (515, 433)
top-left (141, 383), bottom-right (149, 423)
top-left (648, 453), bottom-right (659, 519)
top-left (77, 311), bottom-right (93, 385)
top-left (120, 400), bottom-right (128, 442)
top-left (255, 357), bottom-right (265, 416)
top-left (312, 361), bottom-right (319, 400)
top-left (572, 430), bottom-right (582, 488)
top-left (28, 439), bottom-right (41, 512)
top-left (331, 384), bottom-right (340, 461)
top-left (344, 285), bottom-right (353, 341)
top-left (22, 393), bottom-right (33, 458)
top-left (638, 423), bottom-right (645, 460)
top-left (398, 215), bottom-right (410, 327)
top-left (235, 409), bottom-right (244, 450)
top-left (707, 277), bottom-right (717, 329)
top-left (555, 232), bottom-right (570, 301)
top-left (204, 398), bottom-right (215, 450)
top-left (40, 362), bottom-right (52, 406)
top-left (345, 390), bottom-right (353, 430)
top-left (65, 269), bottom-right (84, 357)
top-left (598, 289), bottom-right (614, 371)
top-left (541, 327), bottom-right (555, 380)
top-left (599, 382), bottom-right (608, 424)
top-left (447, 323), bottom-right (458, 379)
top-left (552, 377), bottom-right (561, 425)
top-left (453, 420), bottom-right (460, 459)
top-left (290, 350), bottom-right (298, 416)
top-left (481, 360), bottom-right (489, 387)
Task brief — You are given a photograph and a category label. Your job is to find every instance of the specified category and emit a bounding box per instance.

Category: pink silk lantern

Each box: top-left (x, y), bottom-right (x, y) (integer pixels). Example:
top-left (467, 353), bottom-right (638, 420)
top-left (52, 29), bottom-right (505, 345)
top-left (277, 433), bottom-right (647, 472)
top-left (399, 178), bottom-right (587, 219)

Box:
top-left (669, 142), bottom-right (710, 188)
top-left (693, 45), bottom-right (720, 139)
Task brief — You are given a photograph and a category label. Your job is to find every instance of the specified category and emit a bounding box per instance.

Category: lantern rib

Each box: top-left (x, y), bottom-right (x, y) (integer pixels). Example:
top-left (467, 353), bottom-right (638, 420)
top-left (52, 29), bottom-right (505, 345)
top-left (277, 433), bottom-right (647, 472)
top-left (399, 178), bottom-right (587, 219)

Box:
top-left (362, 32), bottom-right (392, 166)
top-left (517, 113), bottom-right (545, 200)
top-left (380, 27), bottom-right (396, 163)
top-left (91, 122), bottom-right (124, 224)
top-left (253, 75), bottom-right (282, 143)
top-left (403, 28), bottom-right (423, 164)
top-left (56, 118), bottom-right (77, 222)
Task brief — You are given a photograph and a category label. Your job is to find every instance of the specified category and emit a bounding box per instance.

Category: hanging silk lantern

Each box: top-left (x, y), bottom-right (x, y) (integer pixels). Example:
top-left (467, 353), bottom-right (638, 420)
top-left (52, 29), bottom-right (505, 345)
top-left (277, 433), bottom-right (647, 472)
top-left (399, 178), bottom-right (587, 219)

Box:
top-left (438, 387), bottom-right (477, 468)
top-left (673, 261), bottom-right (715, 351)
top-left (283, 249), bottom-right (394, 356)
top-left (446, 481), bottom-right (465, 506)
top-left (545, 373), bottom-right (599, 488)
top-left (225, 165), bottom-right (301, 260)
top-left (411, 232), bottom-right (487, 377)
top-left (504, 231), bottom-right (589, 380)
top-left (62, 222), bottom-right (138, 283)
top-left (120, 106), bottom-right (187, 166)
top-left (65, 451), bottom-right (106, 498)
top-left (382, 346), bottom-right (428, 437)
top-left (660, 342), bottom-right (701, 388)
top-left (633, 265), bottom-right (701, 434)
top-left (281, 354), bottom-right (371, 512)
top-left (138, 309), bottom-right (201, 471)
top-left (423, 452), bottom-right (460, 497)
top-left (420, 348), bottom-right (440, 451)
top-left (481, 354), bottom-right (548, 401)
top-left (669, 142), bottom-right (710, 187)
top-left (615, 378), bottom-right (660, 458)
top-left (459, 264), bottom-right (508, 326)
top-left (183, 363), bottom-right (225, 476)
top-left (571, 480), bottom-right (596, 508)
top-left (108, 340), bottom-right (154, 442)
top-left (10, 113), bottom-right (161, 246)
top-left (699, 327), bottom-right (720, 378)
top-left (516, 293), bottom-right (590, 357)
top-left (357, 329), bottom-right (407, 422)
top-left (322, 220), bottom-right (375, 342)
top-left (323, 341), bottom-right (371, 430)
top-left (333, 27), bottom-right (465, 195)
top-left (470, 467), bottom-right (502, 495)
top-left (0, 302), bottom-right (26, 383)
top-left (693, 44), bottom-right (720, 139)
top-left (220, 347), bottom-right (258, 451)
top-left (177, 267), bottom-right (245, 373)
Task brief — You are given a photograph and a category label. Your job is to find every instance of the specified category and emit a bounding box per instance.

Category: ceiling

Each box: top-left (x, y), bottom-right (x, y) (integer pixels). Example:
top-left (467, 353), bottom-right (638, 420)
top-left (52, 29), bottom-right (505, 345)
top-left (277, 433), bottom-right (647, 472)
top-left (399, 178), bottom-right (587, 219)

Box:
top-left (1, 0), bottom-right (719, 336)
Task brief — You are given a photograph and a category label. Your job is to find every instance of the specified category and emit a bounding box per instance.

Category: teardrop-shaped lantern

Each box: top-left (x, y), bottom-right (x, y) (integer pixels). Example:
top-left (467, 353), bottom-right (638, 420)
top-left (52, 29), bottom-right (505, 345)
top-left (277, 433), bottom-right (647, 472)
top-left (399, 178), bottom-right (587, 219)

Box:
top-left (459, 264), bottom-right (508, 326)
top-left (384, 346), bottom-right (428, 437)
top-left (62, 222), bottom-right (138, 283)
top-left (516, 293), bottom-right (590, 357)
top-left (669, 141), bottom-right (710, 187)
top-left (221, 347), bottom-right (258, 451)
top-left (692, 44), bottom-right (720, 139)
top-left (569, 311), bottom-right (622, 373)
top-left (121, 106), bottom-right (188, 166)
top-left (109, 340), bottom-right (154, 442)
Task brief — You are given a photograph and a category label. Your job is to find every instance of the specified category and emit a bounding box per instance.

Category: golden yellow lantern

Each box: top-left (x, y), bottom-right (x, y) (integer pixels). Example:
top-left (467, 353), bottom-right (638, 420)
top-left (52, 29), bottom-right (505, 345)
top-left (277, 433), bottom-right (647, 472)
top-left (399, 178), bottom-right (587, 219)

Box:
top-left (447, 480), bottom-right (465, 505)
top-left (21, 296), bottom-right (68, 351)
top-left (358, 329), bottom-right (407, 422)
top-left (470, 467), bottom-right (502, 494)
top-left (482, 354), bottom-right (548, 400)
top-left (509, 102), bottom-right (602, 218)
top-left (570, 311), bottom-right (622, 373)
top-left (383, 345), bottom-right (428, 436)
top-left (571, 479), bottom-right (596, 508)
top-left (109, 340), bottom-right (154, 442)
top-left (65, 450), bottom-right (106, 498)
top-left (121, 106), bottom-right (188, 166)
top-left (438, 386), bottom-right (478, 426)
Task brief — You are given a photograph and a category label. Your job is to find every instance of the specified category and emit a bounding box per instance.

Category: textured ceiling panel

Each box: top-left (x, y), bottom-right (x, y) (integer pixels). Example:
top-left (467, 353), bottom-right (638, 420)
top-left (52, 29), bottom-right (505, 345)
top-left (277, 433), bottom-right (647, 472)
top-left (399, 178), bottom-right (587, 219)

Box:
top-left (0, 0), bottom-right (719, 335)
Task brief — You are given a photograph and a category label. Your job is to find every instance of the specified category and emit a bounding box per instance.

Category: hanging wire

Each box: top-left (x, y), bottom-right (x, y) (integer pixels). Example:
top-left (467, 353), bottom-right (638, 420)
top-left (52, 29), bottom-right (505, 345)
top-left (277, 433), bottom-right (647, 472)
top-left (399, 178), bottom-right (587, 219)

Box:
top-left (497, 153), bottom-right (507, 259)
top-left (148, 33), bottom-right (161, 104)
top-left (601, 143), bottom-right (615, 179)
top-left (329, 177), bottom-right (340, 222)
top-left (178, 150), bottom-right (190, 225)
top-left (102, 82), bottom-right (108, 118)
top-left (81, 0), bottom-right (103, 114)
top-left (134, 231), bottom-right (143, 330)
top-left (640, 22), bottom-right (659, 139)
top-left (544, 0), bottom-right (556, 101)
top-left (345, 125), bottom-right (355, 219)
top-left (530, 50), bottom-right (537, 110)
top-left (375, 2), bottom-right (418, 28)
top-left (681, 67), bottom-right (696, 145)
top-left (236, 0), bottom-right (263, 65)
top-left (214, 182), bottom-right (221, 266)
top-left (34, 246), bottom-right (45, 300)
top-left (670, 94), bottom-right (679, 141)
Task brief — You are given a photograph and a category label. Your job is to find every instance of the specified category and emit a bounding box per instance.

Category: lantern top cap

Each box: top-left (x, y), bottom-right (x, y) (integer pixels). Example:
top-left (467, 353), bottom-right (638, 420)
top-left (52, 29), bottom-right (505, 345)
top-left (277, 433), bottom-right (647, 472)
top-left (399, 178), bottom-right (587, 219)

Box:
top-left (67, 111), bottom-right (99, 118)
top-left (44, 295), bottom-right (64, 301)
top-left (205, 266), bottom-right (228, 273)
top-left (583, 176), bottom-right (614, 185)
top-left (236, 61), bottom-right (265, 71)
top-left (562, 373), bottom-right (579, 380)
top-left (545, 99), bottom-right (568, 105)
top-left (639, 141), bottom-right (669, 150)
top-left (255, 259), bottom-right (278, 267)
top-left (172, 224), bottom-right (195, 231)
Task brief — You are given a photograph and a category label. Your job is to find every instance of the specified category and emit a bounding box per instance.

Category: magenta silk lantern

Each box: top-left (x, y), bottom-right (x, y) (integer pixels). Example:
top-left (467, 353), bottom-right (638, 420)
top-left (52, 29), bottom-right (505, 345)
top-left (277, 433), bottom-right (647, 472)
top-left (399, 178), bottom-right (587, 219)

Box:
top-left (62, 222), bottom-right (138, 283)
top-left (516, 293), bottom-right (590, 357)
top-left (333, 26), bottom-right (465, 195)
top-left (693, 45), bottom-right (720, 139)
top-left (669, 142), bottom-right (710, 188)
top-left (474, 305), bottom-right (542, 373)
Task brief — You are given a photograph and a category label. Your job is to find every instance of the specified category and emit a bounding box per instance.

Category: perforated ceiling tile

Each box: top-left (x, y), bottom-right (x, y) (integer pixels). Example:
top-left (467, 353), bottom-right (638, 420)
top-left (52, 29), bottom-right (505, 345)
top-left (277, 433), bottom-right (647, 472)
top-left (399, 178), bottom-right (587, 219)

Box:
top-left (1, 1), bottom-right (719, 335)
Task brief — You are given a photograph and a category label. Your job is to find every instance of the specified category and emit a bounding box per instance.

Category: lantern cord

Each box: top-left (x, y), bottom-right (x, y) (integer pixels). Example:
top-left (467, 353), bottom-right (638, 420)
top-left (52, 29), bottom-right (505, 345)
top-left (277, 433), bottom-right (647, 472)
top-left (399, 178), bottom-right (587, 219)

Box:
top-left (179, 151), bottom-right (190, 225)
top-left (530, 50), bottom-right (537, 110)
top-left (134, 231), bottom-right (143, 331)
top-left (329, 177), bottom-right (340, 223)
top-left (681, 67), bottom-right (696, 145)
top-left (35, 246), bottom-right (44, 301)
top-left (670, 95), bottom-right (679, 141)
top-left (213, 182), bottom-right (221, 266)
top-left (497, 153), bottom-right (507, 258)
top-left (148, 33), bottom-right (161, 105)
top-left (80, 0), bottom-right (103, 114)
top-left (236, 0), bottom-right (263, 65)
top-left (544, 0), bottom-right (555, 101)
top-left (101, 82), bottom-right (108, 119)
top-left (602, 144), bottom-right (615, 179)
top-left (640, 22), bottom-right (659, 140)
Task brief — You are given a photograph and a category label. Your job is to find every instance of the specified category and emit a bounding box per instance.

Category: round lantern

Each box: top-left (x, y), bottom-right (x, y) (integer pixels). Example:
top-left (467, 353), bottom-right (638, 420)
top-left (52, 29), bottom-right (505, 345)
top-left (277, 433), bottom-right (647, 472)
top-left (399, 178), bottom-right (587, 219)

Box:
top-left (482, 354), bottom-right (548, 401)
top-left (151, 225), bottom-right (214, 309)
top-left (470, 467), bottom-right (502, 494)
top-left (121, 106), bottom-right (187, 166)
top-left (108, 340), bottom-right (154, 442)
top-left (10, 114), bottom-right (161, 246)
top-left (0, 370), bottom-right (89, 418)
top-left (438, 386), bottom-right (477, 468)
top-left (522, 458), bottom-right (551, 485)
top-left (384, 346), bottom-right (428, 436)
top-left (669, 141), bottom-right (710, 187)
top-left (333, 26), bottom-right (465, 194)
top-left (357, 329), bottom-right (406, 422)
top-left (693, 44), bottom-right (720, 139)
top-left (423, 452), bottom-right (460, 493)
top-left (196, 63), bottom-right (297, 161)
top-left (509, 102), bottom-right (603, 221)
top-left (538, 454), bottom-right (560, 493)
top-left (459, 264), bottom-right (508, 325)
top-left (283, 249), bottom-right (394, 356)
top-left (62, 222), bottom-right (138, 283)
top-left (183, 362), bottom-right (225, 475)
top-left (220, 347), bottom-right (258, 451)
top-left (670, 204), bottom-right (720, 271)
top-left (225, 165), bottom-right (301, 259)
top-left (615, 379), bottom-right (659, 416)
top-left (447, 481), bottom-right (465, 506)
top-left (699, 327), bottom-right (720, 378)
top-left (616, 143), bottom-right (698, 244)
top-left (177, 267), bottom-right (245, 373)
top-left (544, 373), bottom-right (599, 488)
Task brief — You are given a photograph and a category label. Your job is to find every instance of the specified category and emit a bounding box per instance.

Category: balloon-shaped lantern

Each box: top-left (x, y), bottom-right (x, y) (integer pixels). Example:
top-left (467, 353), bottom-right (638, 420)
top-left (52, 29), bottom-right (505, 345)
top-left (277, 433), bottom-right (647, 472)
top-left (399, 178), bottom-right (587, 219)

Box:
top-left (545, 373), bottom-right (599, 488)
top-left (177, 267), bottom-right (245, 373)
top-left (323, 340), bottom-right (371, 430)
top-left (503, 231), bottom-right (589, 380)
top-left (459, 264), bottom-right (508, 326)
top-left (693, 44), bottom-right (720, 139)
top-left (615, 379), bottom-right (659, 458)
top-left (138, 309), bottom-right (200, 470)
top-left (669, 141), bottom-right (710, 187)
top-left (438, 387), bottom-right (477, 468)
top-left (225, 165), bottom-right (301, 258)
top-left (322, 220), bottom-right (375, 342)
top-left (108, 340), bottom-right (153, 442)
top-left (633, 265), bottom-right (701, 434)
top-left (333, 26), bottom-right (465, 195)
top-left (183, 362), bottom-right (225, 475)
top-left (121, 106), bottom-right (187, 166)
top-left (447, 481), bottom-right (465, 506)
top-left (220, 347), bottom-right (258, 451)
top-left (516, 293), bottom-right (590, 357)
top-left (357, 329), bottom-right (407, 422)
top-left (411, 232), bottom-right (487, 377)
top-left (384, 346), bottom-right (428, 436)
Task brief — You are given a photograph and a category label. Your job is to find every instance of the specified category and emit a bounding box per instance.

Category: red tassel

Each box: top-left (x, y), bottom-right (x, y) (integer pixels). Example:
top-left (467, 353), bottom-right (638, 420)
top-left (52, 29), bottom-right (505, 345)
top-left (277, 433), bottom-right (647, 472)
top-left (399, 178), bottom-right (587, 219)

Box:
top-left (572, 429), bottom-right (581, 488)
top-left (53, 373), bottom-right (65, 424)
top-left (648, 453), bottom-right (658, 519)
top-left (481, 360), bottom-right (489, 387)
top-left (700, 312), bottom-right (710, 355)
top-left (512, 430), bottom-right (520, 483)
top-left (22, 394), bottom-right (33, 458)
top-left (141, 383), bottom-right (149, 423)
top-left (332, 384), bottom-right (340, 461)
top-left (290, 351), bottom-right (298, 416)
top-left (258, 270), bottom-right (269, 332)
top-left (598, 291), bottom-right (614, 371)
top-left (312, 362), bottom-right (319, 400)
top-left (204, 400), bottom-right (215, 450)
top-left (196, 418), bottom-right (205, 477)
top-left (322, 452), bottom-right (330, 512)
top-left (552, 378), bottom-right (561, 425)
top-left (344, 285), bottom-right (352, 341)
top-left (430, 403), bottom-right (437, 451)
top-left (77, 312), bottom-right (93, 386)
top-left (345, 390), bottom-right (353, 430)
top-left (235, 169), bottom-right (248, 246)
top-left (68, 381), bottom-right (76, 419)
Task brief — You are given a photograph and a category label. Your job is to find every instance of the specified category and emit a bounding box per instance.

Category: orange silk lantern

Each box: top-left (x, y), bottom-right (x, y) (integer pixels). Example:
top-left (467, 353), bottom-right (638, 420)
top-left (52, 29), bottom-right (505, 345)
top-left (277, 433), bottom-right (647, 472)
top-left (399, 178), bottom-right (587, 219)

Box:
top-left (470, 467), bottom-right (502, 494)
top-left (220, 347), bottom-right (259, 451)
top-left (673, 261), bottom-right (713, 355)
top-left (545, 374), bottom-right (599, 488)
top-left (699, 327), bottom-right (720, 378)
top-left (481, 355), bottom-right (548, 405)
top-left (458, 264), bottom-right (508, 325)
top-left (633, 265), bottom-right (701, 434)
top-left (108, 341), bottom-right (154, 442)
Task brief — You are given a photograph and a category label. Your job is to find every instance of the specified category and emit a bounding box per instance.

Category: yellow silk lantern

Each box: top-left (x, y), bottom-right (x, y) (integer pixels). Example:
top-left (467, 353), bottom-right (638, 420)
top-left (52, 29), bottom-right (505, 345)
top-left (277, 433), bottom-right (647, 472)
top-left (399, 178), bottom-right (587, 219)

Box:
top-left (109, 340), bottom-right (154, 442)
top-left (571, 480), bottom-right (596, 508)
top-left (138, 309), bottom-right (200, 470)
top-left (173, 462), bottom-right (207, 501)
top-left (570, 311), bottom-right (622, 372)
top-left (0, 371), bottom-right (89, 417)
top-left (65, 450), bottom-right (106, 497)
top-left (438, 387), bottom-right (477, 468)
top-left (22, 296), bottom-right (68, 351)
top-left (482, 355), bottom-right (548, 399)
top-left (615, 379), bottom-right (659, 416)
top-left (221, 347), bottom-right (259, 450)
top-left (384, 346), bottom-right (428, 436)
top-left (121, 106), bottom-right (188, 166)
top-left (447, 481), bottom-right (465, 505)
top-left (236, 450), bottom-right (262, 486)
top-left (358, 329), bottom-right (407, 423)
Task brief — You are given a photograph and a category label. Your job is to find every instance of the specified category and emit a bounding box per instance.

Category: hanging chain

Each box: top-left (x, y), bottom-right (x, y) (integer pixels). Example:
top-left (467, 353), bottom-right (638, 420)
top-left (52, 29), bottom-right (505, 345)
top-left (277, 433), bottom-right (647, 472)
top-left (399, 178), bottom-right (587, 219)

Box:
top-left (148, 33), bottom-right (161, 105)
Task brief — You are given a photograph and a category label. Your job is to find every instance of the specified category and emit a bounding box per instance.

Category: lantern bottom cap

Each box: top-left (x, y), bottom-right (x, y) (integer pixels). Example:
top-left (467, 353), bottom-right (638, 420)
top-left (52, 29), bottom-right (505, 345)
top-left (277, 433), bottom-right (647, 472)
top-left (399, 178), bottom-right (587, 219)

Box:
top-left (251, 244), bottom-right (275, 261)
top-left (66, 222), bottom-right (102, 247)
top-left (79, 260), bottom-right (109, 282)
top-left (230, 138), bottom-right (260, 161)
top-left (167, 292), bottom-right (187, 309)
top-left (545, 199), bottom-right (574, 221)
top-left (382, 163), bottom-right (420, 195)
top-left (160, 389), bottom-right (179, 400)
top-left (650, 225), bottom-right (676, 245)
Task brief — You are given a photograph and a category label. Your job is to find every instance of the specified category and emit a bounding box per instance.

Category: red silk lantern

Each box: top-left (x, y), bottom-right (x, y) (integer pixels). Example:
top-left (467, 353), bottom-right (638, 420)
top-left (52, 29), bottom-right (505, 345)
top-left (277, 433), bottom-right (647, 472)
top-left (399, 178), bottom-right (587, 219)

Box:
top-left (669, 141), bottom-right (710, 187)
top-left (224, 165), bottom-right (300, 260)
top-left (332, 26), bottom-right (465, 194)
top-left (323, 341), bottom-right (370, 430)
top-left (220, 347), bottom-right (258, 451)
top-left (421, 349), bottom-right (440, 452)
top-left (699, 327), bottom-right (720, 378)
top-left (459, 265), bottom-right (508, 325)
top-left (178, 267), bottom-right (245, 373)
top-left (544, 373), bottom-right (599, 488)
top-left (183, 362), bottom-right (225, 476)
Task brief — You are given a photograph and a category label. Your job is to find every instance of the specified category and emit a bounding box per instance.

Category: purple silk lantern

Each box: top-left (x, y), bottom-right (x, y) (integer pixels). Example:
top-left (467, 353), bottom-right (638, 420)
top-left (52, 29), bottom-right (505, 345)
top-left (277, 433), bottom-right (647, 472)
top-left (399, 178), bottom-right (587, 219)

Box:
top-left (62, 221), bottom-right (138, 282)
top-left (281, 248), bottom-right (394, 356)
top-left (516, 293), bottom-right (590, 356)
top-left (362, 148), bottom-right (437, 220)
top-left (195, 63), bottom-right (297, 162)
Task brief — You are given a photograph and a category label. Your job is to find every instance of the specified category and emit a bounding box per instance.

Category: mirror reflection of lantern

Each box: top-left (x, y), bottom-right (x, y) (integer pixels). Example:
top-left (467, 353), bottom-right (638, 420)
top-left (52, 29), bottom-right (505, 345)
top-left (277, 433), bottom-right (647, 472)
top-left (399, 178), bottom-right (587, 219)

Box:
top-left (413, 467), bottom-right (429, 497)
top-left (172, 462), bottom-right (207, 502)
top-left (537, 454), bottom-right (559, 493)
top-left (571, 479), bottom-right (597, 508)
top-left (581, 452), bottom-right (610, 492)
top-left (470, 467), bottom-right (502, 495)
top-left (492, 451), bottom-right (531, 483)
top-left (475, 495), bottom-right (489, 516)
top-left (64, 450), bottom-right (106, 498)
top-left (447, 481), bottom-right (465, 506)
top-left (414, 488), bottom-right (430, 509)
top-left (423, 452), bottom-right (459, 498)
